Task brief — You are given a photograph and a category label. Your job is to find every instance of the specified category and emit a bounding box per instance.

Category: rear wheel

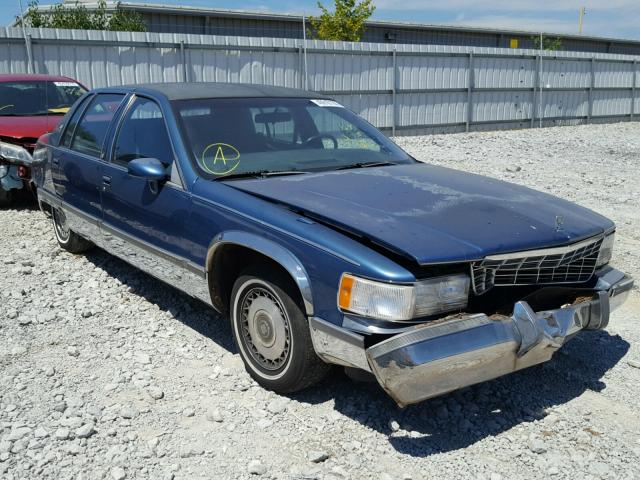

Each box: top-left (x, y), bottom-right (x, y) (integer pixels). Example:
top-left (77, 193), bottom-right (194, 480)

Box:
top-left (52, 207), bottom-right (93, 253)
top-left (0, 188), bottom-right (13, 207)
top-left (230, 267), bottom-right (329, 393)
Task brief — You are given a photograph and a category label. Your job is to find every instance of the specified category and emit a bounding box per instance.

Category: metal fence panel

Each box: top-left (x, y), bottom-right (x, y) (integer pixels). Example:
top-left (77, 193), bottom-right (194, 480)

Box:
top-left (397, 55), bottom-right (468, 90)
top-left (542, 90), bottom-right (589, 118)
top-left (397, 91), bottom-right (467, 127)
top-left (592, 90), bottom-right (632, 116)
top-left (474, 56), bottom-right (535, 89)
top-left (473, 91), bottom-right (533, 122)
top-left (0, 27), bottom-right (638, 134)
top-left (594, 60), bottom-right (634, 88)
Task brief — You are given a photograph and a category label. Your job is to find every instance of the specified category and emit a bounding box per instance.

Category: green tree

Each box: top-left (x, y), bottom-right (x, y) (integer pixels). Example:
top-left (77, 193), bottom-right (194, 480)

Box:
top-left (310, 0), bottom-right (375, 42)
top-left (17, 0), bottom-right (146, 32)
top-left (532, 36), bottom-right (563, 51)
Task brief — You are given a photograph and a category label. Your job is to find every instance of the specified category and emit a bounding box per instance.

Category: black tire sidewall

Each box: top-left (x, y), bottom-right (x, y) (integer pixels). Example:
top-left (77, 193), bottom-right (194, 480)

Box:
top-left (230, 270), bottom-right (315, 393)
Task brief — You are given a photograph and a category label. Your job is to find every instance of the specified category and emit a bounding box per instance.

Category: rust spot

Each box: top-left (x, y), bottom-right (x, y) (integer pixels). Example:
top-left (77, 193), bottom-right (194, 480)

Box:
top-left (572, 295), bottom-right (596, 305)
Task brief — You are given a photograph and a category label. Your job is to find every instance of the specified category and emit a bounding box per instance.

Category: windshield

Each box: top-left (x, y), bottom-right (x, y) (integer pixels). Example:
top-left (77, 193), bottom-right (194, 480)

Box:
top-left (173, 97), bottom-right (414, 179)
top-left (0, 80), bottom-right (86, 116)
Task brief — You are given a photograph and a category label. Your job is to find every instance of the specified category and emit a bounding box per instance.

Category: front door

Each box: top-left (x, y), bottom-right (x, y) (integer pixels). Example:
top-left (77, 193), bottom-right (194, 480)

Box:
top-left (99, 96), bottom-right (208, 301)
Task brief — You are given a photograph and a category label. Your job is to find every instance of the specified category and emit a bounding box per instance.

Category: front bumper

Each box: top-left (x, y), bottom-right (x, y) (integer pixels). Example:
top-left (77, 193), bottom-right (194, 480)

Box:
top-left (309, 266), bottom-right (633, 407)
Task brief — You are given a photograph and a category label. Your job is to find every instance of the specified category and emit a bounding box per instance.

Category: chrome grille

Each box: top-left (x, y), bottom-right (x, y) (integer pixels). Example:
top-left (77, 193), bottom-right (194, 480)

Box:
top-left (471, 237), bottom-right (603, 295)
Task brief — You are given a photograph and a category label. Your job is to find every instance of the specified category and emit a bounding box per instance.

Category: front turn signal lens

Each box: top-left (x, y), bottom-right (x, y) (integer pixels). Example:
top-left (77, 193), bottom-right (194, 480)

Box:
top-left (338, 274), bottom-right (355, 309)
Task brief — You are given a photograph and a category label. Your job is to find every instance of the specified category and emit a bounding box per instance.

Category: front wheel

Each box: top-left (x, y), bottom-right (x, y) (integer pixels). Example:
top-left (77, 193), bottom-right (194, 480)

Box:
top-left (230, 267), bottom-right (330, 393)
top-left (52, 207), bottom-right (93, 253)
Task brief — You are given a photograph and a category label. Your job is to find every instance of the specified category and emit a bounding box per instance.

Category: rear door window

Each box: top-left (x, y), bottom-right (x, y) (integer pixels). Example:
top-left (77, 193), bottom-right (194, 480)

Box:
top-left (70, 93), bottom-right (125, 158)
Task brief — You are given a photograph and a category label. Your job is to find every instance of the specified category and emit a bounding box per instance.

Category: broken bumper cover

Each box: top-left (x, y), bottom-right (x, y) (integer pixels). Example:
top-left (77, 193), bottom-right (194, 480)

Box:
top-left (309, 266), bottom-right (633, 407)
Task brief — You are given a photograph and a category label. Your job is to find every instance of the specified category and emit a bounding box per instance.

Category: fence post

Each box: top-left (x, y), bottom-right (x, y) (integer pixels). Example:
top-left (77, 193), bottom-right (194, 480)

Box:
top-left (298, 46), bottom-right (304, 89)
top-left (180, 41), bottom-right (188, 82)
top-left (632, 59), bottom-right (637, 120)
top-left (538, 54), bottom-right (544, 128)
top-left (24, 33), bottom-right (35, 74)
top-left (392, 49), bottom-right (397, 136)
top-left (531, 54), bottom-right (539, 128)
top-left (466, 52), bottom-right (474, 132)
top-left (588, 57), bottom-right (595, 122)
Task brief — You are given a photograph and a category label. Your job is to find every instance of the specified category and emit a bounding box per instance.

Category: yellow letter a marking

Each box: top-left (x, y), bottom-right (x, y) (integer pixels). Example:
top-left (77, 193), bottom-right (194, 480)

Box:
top-left (214, 145), bottom-right (227, 165)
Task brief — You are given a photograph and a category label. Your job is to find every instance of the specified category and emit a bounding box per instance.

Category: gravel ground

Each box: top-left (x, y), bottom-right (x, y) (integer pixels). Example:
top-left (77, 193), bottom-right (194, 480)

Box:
top-left (1, 122), bottom-right (639, 480)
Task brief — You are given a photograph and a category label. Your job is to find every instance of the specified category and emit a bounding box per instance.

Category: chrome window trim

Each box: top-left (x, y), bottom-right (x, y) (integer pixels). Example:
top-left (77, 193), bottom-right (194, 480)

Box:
top-left (483, 234), bottom-right (605, 261)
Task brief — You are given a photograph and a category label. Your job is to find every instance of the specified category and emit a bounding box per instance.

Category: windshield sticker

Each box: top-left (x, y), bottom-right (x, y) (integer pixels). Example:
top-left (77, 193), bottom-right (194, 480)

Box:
top-left (53, 81), bottom-right (80, 87)
top-left (200, 143), bottom-right (241, 176)
top-left (310, 99), bottom-right (344, 108)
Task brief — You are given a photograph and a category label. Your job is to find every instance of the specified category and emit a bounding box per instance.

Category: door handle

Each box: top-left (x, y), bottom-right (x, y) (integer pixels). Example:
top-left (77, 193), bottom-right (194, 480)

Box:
top-left (101, 175), bottom-right (112, 192)
top-left (52, 157), bottom-right (59, 165)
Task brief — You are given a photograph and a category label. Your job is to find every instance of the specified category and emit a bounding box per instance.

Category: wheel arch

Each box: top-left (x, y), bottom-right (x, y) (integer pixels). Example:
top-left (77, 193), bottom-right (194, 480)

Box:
top-left (206, 231), bottom-right (314, 317)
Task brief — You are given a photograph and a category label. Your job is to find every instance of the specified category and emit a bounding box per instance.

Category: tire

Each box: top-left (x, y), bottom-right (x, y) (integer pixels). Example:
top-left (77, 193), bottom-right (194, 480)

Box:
top-left (0, 188), bottom-right (12, 207)
top-left (230, 266), bottom-right (330, 394)
top-left (52, 207), bottom-right (93, 254)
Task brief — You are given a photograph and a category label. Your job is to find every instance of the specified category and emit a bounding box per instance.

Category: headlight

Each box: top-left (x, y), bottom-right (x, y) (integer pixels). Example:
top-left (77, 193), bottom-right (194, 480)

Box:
top-left (596, 233), bottom-right (615, 267)
top-left (338, 273), bottom-right (469, 321)
top-left (0, 141), bottom-right (32, 165)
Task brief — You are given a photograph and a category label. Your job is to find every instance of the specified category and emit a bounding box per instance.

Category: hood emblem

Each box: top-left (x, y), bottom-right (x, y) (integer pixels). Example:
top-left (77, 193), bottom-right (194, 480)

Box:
top-left (555, 215), bottom-right (565, 232)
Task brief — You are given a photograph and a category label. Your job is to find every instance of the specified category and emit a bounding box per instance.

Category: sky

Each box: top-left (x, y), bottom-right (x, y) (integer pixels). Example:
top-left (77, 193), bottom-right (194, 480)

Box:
top-left (2, 0), bottom-right (640, 41)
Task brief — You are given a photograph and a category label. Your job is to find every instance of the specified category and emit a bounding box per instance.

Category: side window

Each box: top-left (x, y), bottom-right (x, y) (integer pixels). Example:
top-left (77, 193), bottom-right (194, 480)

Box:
top-left (113, 97), bottom-right (173, 166)
top-left (60, 96), bottom-right (91, 147)
top-left (70, 94), bottom-right (125, 157)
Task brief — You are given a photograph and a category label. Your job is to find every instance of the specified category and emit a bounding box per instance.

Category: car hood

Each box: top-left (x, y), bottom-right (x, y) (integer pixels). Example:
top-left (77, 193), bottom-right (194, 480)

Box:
top-left (0, 115), bottom-right (63, 145)
top-left (229, 163), bottom-right (613, 265)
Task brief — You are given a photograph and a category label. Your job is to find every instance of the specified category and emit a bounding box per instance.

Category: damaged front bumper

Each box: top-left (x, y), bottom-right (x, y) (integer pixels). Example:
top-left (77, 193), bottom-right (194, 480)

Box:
top-left (309, 266), bottom-right (634, 407)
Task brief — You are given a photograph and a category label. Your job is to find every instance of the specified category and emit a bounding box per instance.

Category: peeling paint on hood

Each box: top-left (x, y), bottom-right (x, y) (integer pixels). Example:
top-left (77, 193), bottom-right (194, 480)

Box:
top-left (229, 163), bottom-right (613, 265)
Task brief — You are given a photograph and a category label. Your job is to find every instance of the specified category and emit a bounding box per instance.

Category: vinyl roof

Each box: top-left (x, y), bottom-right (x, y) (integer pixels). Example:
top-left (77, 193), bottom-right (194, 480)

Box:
top-left (123, 82), bottom-right (329, 100)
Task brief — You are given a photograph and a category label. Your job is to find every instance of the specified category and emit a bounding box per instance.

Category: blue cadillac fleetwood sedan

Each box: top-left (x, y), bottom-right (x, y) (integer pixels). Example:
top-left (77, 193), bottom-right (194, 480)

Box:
top-left (32, 83), bottom-right (633, 406)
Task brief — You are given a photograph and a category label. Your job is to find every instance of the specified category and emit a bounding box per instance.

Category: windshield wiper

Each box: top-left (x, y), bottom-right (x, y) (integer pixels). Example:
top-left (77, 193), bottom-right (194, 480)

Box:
top-left (215, 170), bottom-right (309, 181)
top-left (334, 161), bottom-right (396, 171)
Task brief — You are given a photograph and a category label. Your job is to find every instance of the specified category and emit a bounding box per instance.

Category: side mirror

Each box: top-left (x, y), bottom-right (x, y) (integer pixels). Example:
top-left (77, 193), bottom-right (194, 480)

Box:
top-left (127, 157), bottom-right (168, 182)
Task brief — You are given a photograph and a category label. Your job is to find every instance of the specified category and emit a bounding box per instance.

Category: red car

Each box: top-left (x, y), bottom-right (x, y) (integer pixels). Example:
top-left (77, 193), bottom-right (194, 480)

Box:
top-left (0, 74), bottom-right (87, 206)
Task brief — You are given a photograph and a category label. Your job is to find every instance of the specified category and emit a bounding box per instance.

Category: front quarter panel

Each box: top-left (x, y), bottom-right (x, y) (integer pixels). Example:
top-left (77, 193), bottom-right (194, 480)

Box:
top-left (187, 178), bottom-right (415, 325)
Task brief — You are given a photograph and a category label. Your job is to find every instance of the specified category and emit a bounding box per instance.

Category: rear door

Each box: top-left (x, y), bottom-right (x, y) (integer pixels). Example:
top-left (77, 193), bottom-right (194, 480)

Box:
top-left (55, 93), bottom-right (126, 244)
top-left (99, 95), bottom-right (204, 297)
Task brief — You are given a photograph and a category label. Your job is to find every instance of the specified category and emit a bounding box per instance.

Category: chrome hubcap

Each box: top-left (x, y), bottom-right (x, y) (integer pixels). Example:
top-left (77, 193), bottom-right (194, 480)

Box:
top-left (240, 287), bottom-right (291, 370)
top-left (53, 208), bottom-right (70, 242)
